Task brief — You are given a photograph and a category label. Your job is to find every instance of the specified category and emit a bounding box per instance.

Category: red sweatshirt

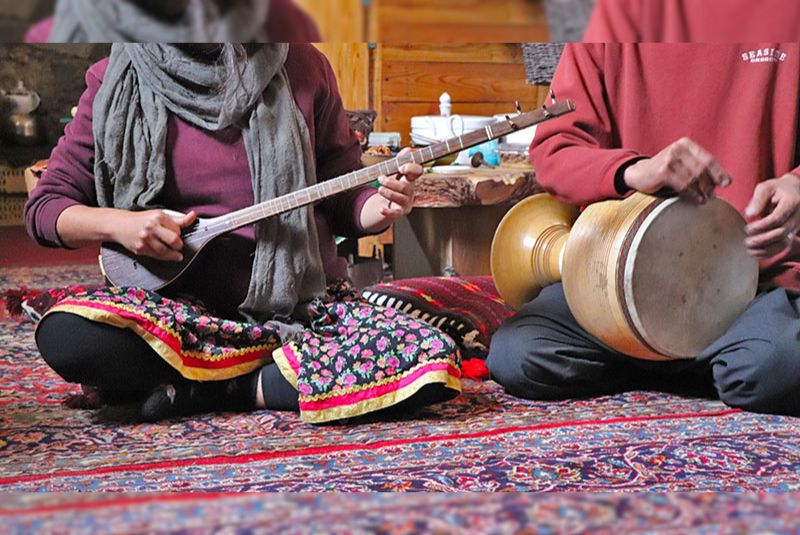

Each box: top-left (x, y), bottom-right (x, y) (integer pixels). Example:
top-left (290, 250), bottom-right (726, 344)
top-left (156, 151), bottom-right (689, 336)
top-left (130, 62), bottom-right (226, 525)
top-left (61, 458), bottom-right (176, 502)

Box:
top-left (531, 44), bottom-right (800, 290)
top-left (583, 0), bottom-right (800, 42)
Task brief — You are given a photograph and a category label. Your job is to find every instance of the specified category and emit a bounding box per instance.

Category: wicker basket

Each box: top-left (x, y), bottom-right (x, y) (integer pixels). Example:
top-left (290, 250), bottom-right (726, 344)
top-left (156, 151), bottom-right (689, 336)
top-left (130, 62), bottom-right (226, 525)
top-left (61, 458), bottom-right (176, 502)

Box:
top-left (544, 0), bottom-right (597, 42)
top-left (0, 165), bottom-right (28, 195)
top-left (521, 43), bottom-right (566, 86)
top-left (0, 195), bottom-right (26, 227)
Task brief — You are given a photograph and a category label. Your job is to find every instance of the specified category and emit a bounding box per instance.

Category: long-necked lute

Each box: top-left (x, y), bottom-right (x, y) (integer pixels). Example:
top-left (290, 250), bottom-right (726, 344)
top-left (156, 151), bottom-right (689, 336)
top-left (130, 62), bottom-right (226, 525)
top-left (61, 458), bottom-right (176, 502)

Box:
top-left (100, 100), bottom-right (576, 290)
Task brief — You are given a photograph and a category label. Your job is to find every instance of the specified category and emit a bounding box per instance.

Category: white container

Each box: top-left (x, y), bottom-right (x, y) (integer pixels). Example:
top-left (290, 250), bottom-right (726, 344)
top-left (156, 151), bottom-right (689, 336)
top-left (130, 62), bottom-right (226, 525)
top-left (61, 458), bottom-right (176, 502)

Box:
top-left (411, 114), bottom-right (495, 164)
top-left (411, 114), bottom-right (495, 143)
top-left (439, 92), bottom-right (452, 117)
top-left (368, 132), bottom-right (402, 150)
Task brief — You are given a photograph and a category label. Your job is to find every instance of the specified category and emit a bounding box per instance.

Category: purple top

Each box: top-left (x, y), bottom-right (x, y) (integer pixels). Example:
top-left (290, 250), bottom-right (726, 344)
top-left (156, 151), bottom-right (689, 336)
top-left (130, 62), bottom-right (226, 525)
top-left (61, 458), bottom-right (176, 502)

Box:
top-left (25, 0), bottom-right (323, 43)
top-left (25, 44), bottom-right (375, 318)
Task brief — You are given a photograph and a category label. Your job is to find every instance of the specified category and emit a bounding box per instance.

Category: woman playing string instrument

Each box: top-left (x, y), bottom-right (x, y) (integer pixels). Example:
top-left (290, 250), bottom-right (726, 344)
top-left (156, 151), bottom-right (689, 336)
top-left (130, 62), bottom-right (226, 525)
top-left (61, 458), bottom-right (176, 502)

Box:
top-left (25, 43), bottom-right (462, 423)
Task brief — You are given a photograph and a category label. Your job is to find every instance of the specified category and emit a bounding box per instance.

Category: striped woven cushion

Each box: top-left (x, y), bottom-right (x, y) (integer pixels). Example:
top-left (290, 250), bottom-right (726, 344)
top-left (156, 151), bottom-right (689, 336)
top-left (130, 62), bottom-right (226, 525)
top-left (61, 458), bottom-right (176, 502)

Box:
top-left (361, 276), bottom-right (514, 359)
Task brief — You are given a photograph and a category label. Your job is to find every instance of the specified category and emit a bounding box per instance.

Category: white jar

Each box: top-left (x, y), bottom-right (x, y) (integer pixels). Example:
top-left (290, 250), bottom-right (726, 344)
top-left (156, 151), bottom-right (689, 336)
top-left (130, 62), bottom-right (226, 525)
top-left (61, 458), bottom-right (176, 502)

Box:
top-left (410, 114), bottom-right (495, 164)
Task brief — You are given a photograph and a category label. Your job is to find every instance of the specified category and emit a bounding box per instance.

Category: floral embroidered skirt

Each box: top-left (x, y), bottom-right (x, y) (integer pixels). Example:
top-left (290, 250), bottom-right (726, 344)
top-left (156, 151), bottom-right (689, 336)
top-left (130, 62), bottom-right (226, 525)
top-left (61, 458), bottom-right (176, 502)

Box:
top-left (40, 285), bottom-right (462, 423)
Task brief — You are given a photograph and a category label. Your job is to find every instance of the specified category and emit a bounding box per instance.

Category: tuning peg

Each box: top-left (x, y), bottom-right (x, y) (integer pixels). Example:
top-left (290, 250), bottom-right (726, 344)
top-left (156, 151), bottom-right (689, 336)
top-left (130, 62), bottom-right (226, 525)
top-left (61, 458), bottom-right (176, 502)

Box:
top-left (515, 100), bottom-right (522, 114)
top-left (549, 89), bottom-right (557, 105)
top-left (504, 115), bottom-right (519, 130)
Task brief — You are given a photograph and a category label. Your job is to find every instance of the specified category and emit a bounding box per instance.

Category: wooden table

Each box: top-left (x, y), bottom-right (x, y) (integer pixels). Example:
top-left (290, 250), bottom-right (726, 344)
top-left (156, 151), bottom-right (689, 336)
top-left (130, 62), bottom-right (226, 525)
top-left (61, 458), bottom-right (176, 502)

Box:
top-left (413, 168), bottom-right (539, 208)
top-left (394, 168), bottom-right (539, 278)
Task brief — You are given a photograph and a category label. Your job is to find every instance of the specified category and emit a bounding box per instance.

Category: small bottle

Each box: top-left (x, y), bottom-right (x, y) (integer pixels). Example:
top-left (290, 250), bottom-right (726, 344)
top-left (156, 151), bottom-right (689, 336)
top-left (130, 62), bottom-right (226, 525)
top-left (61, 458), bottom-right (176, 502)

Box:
top-left (439, 92), bottom-right (452, 117)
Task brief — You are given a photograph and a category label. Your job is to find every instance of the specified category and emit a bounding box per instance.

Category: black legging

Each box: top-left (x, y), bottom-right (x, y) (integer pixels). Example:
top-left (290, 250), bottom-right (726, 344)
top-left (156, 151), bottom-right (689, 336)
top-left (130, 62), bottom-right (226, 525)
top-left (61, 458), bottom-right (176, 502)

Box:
top-left (36, 312), bottom-right (300, 410)
top-left (36, 312), bottom-right (457, 415)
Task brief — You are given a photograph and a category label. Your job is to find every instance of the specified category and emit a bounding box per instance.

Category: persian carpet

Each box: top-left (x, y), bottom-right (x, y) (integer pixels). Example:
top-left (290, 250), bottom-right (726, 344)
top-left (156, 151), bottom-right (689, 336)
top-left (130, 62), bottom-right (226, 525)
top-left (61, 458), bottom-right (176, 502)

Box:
top-left (4, 492), bottom-right (800, 533)
top-left (2, 265), bottom-right (800, 492)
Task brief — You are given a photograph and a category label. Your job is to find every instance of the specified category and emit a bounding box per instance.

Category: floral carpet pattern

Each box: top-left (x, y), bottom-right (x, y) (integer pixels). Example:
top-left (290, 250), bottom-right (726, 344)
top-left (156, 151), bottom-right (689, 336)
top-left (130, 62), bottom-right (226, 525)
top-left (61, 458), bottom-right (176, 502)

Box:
top-left (2, 265), bottom-right (800, 493)
top-left (0, 264), bottom-right (102, 290)
top-left (4, 492), bottom-right (800, 533)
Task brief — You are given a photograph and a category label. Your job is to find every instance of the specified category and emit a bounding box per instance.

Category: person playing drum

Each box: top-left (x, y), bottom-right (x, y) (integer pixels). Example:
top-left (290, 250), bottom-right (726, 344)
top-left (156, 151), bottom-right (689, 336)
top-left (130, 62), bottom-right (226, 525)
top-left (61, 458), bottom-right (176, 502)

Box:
top-left (487, 41), bottom-right (800, 416)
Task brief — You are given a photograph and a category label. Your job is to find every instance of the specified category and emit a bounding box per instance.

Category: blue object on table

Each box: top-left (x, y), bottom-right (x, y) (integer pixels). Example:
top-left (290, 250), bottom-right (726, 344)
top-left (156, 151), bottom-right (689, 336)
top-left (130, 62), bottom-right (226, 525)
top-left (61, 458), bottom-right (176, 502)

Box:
top-left (468, 140), bottom-right (500, 166)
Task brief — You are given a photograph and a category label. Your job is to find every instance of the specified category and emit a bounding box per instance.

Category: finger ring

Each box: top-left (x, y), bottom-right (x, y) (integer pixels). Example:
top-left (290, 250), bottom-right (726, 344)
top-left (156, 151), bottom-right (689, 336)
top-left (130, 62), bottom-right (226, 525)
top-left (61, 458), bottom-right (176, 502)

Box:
top-left (786, 232), bottom-right (796, 244)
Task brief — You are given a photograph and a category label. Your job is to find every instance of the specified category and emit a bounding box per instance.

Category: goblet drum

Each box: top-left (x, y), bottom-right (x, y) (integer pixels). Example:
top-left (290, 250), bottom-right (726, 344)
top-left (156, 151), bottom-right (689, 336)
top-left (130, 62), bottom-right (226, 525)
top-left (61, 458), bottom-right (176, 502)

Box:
top-left (490, 192), bottom-right (759, 360)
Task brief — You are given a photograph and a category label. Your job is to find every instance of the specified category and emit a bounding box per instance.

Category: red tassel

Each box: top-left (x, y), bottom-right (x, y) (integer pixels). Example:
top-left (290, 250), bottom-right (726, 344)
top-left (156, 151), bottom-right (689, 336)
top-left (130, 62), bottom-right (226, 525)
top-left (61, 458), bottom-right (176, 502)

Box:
top-left (3, 286), bottom-right (44, 317)
top-left (461, 358), bottom-right (490, 381)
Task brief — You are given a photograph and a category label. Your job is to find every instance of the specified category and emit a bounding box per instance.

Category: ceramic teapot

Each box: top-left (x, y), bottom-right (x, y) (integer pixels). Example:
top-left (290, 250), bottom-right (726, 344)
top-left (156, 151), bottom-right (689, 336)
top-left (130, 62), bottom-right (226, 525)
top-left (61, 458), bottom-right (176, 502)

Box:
top-left (1, 81), bottom-right (41, 114)
top-left (1, 81), bottom-right (42, 145)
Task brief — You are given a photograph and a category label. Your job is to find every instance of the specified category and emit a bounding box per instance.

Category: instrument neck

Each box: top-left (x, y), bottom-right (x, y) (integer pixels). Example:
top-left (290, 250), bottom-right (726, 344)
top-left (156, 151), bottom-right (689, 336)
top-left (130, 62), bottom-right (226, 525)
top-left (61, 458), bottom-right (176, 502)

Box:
top-left (188, 101), bottom-right (575, 238)
top-left (532, 225), bottom-right (569, 286)
top-left (204, 127), bottom-right (512, 235)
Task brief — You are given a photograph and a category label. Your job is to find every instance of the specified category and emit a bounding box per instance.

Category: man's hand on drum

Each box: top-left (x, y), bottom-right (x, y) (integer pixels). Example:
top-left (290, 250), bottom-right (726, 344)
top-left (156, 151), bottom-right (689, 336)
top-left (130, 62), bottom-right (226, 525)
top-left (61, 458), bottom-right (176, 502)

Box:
top-left (744, 173), bottom-right (800, 258)
top-left (623, 137), bottom-right (732, 204)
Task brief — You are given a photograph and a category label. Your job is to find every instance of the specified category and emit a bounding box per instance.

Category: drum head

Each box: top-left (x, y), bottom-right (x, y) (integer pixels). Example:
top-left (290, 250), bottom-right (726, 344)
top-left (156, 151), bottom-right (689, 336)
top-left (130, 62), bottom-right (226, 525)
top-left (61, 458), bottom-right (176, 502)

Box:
top-left (623, 198), bottom-right (758, 358)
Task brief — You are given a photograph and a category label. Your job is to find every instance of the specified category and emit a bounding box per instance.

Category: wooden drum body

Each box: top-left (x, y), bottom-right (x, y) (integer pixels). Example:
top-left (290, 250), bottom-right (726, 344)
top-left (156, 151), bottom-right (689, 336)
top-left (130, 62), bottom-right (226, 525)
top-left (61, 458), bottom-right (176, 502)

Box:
top-left (491, 192), bottom-right (759, 360)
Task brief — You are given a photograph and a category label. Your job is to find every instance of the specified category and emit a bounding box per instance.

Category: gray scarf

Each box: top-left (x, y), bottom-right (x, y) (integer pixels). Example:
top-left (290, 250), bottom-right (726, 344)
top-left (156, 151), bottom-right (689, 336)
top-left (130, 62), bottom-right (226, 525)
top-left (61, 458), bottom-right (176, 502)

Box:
top-left (93, 43), bottom-right (327, 325)
top-left (50, 0), bottom-right (271, 42)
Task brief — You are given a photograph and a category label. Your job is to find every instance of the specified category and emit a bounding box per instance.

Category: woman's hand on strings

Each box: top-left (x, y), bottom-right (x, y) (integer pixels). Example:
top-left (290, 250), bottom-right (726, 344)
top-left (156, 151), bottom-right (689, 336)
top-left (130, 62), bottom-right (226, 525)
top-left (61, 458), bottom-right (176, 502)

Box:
top-left (114, 209), bottom-right (197, 262)
top-left (744, 173), bottom-right (800, 258)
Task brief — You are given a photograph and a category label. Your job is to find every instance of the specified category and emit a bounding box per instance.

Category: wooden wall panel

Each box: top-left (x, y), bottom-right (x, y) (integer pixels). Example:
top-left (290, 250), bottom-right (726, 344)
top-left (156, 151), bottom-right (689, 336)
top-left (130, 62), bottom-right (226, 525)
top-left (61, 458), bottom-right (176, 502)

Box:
top-left (374, 22), bottom-right (548, 44)
top-left (314, 43), bottom-right (371, 110)
top-left (296, 0), bottom-right (549, 43)
top-left (294, 0), bottom-right (364, 41)
top-left (381, 43), bottom-right (524, 64)
top-left (369, 0), bottom-right (548, 43)
top-left (382, 62), bottom-right (537, 103)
